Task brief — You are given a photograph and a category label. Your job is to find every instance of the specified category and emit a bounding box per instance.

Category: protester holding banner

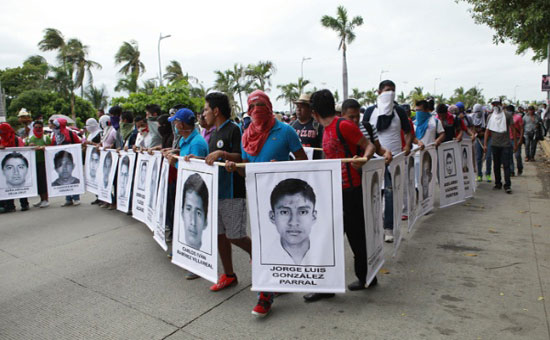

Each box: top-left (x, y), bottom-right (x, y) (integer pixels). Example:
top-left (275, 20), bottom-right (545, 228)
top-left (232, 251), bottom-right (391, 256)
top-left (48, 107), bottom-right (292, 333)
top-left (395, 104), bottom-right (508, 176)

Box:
top-left (310, 89), bottom-right (376, 301)
top-left (0, 122), bottom-right (30, 213)
top-left (83, 118), bottom-right (102, 145)
top-left (472, 104), bottom-right (492, 182)
top-left (362, 80), bottom-right (413, 243)
top-left (49, 118), bottom-right (82, 206)
top-left (483, 99), bottom-right (517, 194)
top-left (226, 90), bottom-right (307, 317)
top-left (291, 93), bottom-right (324, 159)
top-left (523, 106), bottom-right (543, 162)
top-left (200, 92), bottom-right (252, 292)
top-left (120, 111), bottom-right (137, 148)
top-left (167, 108), bottom-right (209, 279)
top-left (508, 105), bottom-right (524, 176)
top-left (436, 104), bottom-right (464, 143)
top-left (25, 121), bottom-right (51, 208)
top-left (415, 100), bottom-right (445, 147)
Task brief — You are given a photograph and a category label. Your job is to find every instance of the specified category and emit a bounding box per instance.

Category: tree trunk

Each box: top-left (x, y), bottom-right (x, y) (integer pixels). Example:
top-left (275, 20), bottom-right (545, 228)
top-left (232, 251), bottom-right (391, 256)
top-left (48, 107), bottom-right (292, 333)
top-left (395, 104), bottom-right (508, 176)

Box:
top-left (70, 90), bottom-right (76, 121)
top-left (342, 47), bottom-right (348, 100)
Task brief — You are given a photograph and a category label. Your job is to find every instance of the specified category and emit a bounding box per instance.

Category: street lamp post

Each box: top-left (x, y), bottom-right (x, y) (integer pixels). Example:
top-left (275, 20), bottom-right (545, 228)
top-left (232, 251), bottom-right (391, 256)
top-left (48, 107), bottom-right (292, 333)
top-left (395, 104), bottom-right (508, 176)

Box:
top-left (158, 33), bottom-right (171, 87)
top-left (514, 85), bottom-right (520, 102)
top-left (379, 70), bottom-right (389, 82)
top-left (301, 57), bottom-right (311, 79)
top-left (434, 77), bottom-right (440, 95)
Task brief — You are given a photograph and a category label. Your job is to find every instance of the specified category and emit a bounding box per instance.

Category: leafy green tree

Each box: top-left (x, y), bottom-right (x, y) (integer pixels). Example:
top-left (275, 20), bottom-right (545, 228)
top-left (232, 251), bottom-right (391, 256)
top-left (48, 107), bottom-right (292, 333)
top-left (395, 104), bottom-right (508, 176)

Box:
top-left (0, 56), bottom-right (50, 99)
top-left (321, 6), bottom-right (363, 100)
top-left (111, 80), bottom-right (203, 115)
top-left (227, 64), bottom-right (252, 112)
top-left (457, 0), bottom-right (550, 61)
top-left (365, 88), bottom-right (378, 105)
top-left (85, 85), bottom-right (109, 110)
top-left (396, 91), bottom-right (408, 105)
top-left (294, 77), bottom-right (310, 95)
top-left (139, 79), bottom-right (158, 95)
top-left (408, 87), bottom-right (426, 105)
top-left (164, 60), bottom-right (198, 85)
top-left (213, 70), bottom-right (239, 113)
top-left (246, 61), bottom-right (276, 92)
top-left (8, 89), bottom-right (95, 127)
top-left (351, 88), bottom-right (365, 102)
top-left (114, 40), bottom-right (145, 94)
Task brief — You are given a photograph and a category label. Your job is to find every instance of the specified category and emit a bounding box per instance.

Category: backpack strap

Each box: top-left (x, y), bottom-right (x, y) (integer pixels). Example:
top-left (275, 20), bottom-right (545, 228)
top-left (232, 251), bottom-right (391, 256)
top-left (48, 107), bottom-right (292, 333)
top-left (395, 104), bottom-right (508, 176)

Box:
top-left (335, 118), bottom-right (357, 188)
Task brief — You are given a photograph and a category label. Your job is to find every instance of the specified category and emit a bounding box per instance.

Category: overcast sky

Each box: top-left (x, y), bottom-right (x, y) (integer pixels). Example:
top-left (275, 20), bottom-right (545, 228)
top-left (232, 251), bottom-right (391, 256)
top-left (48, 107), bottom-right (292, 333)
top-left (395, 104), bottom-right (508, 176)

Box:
top-left (1, 0), bottom-right (548, 111)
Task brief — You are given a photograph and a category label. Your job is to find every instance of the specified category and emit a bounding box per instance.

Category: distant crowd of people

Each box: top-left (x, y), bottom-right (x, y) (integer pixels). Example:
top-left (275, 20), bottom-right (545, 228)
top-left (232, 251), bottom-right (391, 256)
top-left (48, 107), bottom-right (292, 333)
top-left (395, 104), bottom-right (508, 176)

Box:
top-left (1, 80), bottom-right (549, 318)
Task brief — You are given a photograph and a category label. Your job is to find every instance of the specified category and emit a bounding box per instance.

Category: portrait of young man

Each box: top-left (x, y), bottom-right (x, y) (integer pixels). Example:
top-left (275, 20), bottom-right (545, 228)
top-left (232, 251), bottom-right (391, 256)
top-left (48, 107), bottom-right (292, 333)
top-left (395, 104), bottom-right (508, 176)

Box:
top-left (2, 152), bottom-right (29, 188)
top-left (118, 156), bottom-right (130, 199)
top-left (462, 147), bottom-right (469, 173)
top-left (420, 152), bottom-right (433, 200)
top-left (89, 148), bottom-right (100, 180)
top-left (52, 150), bottom-right (80, 186)
top-left (268, 178), bottom-right (318, 266)
top-left (444, 150), bottom-right (456, 178)
top-left (181, 173), bottom-right (210, 252)
top-left (148, 159), bottom-right (159, 209)
top-left (369, 172), bottom-right (381, 250)
top-left (137, 160), bottom-right (147, 191)
top-left (408, 157), bottom-right (417, 213)
top-left (102, 152), bottom-right (113, 189)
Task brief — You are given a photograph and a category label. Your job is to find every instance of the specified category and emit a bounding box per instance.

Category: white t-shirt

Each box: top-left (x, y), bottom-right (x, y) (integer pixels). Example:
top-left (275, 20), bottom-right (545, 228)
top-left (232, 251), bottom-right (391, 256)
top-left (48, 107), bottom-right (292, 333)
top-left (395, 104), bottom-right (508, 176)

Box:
top-left (371, 114), bottom-right (402, 155)
top-left (419, 116), bottom-right (444, 146)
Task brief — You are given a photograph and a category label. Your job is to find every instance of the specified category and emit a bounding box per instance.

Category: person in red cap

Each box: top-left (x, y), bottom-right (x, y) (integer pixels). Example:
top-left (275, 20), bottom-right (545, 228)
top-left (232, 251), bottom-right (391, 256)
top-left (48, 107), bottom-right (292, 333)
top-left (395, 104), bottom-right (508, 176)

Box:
top-left (226, 90), bottom-right (307, 317)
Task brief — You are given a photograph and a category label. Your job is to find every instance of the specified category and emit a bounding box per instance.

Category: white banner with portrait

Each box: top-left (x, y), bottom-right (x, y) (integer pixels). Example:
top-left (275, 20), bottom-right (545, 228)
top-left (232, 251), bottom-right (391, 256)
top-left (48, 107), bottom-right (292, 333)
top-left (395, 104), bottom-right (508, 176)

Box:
top-left (97, 149), bottom-right (119, 203)
top-left (389, 152), bottom-right (405, 256)
top-left (116, 151), bottom-right (136, 213)
top-left (172, 159), bottom-right (219, 283)
top-left (247, 159), bottom-right (345, 293)
top-left (153, 158), bottom-right (170, 251)
top-left (44, 144), bottom-right (85, 197)
top-left (406, 153), bottom-right (419, 232)
top-left (145, 152), bottom-right (162, 231)
top-left (438, 141), bottom-right (466, 208)
top-left (361, 158), bottom-right (385, 286)
top-left (0, 147), bottom-right (38, 200)
top-left (417, 145), bottom-right (437, 217)
top-left (460, 140), bottom-right (475, 198)
top-left (84, 145), bottom-right (100, 194)
top-left (131, 152), bottom-right (151, 223)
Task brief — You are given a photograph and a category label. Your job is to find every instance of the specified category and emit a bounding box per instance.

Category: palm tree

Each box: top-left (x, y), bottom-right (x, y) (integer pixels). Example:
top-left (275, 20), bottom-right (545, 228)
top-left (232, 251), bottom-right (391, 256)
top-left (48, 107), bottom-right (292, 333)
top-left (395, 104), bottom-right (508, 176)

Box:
top-left (465, 87), bottom-right (485, 108)
top-left (227, 64), bottom-right (253, 111)
top-left (409, 87), bottom-right (425, 105)
top-left (164, 60), bottom-right (198, 84)
top-left (434, 94), bottom-right (447, 105)
top-left (321, 6), bottom-right (363, 100)
top-left (276, 83), bottom-right (299, 113)
top-left (213, 70), bottom-right (239, 113)
top-left (365, 88), bottom-right (378, 105)
top-left (351, 88), bottom-right (366, 104)
top-left (396, 91), bottom-right (408, 105)
top-left (295, 77), bottom-right (310, 95)
top-left (140, 79), bottom-right (157, 95)
top-left (38, 28), bottom-right (101, 119)
top-left (449, 86), bottom-right (467, 105)
top-left (115, 74), bottom-right (139, 94)
top-left (246, 61), bottom-right (277, 92)
top-left (114, 40), bottom-right (145, 94)
top-left (85, 85), bottom-right (109, 110)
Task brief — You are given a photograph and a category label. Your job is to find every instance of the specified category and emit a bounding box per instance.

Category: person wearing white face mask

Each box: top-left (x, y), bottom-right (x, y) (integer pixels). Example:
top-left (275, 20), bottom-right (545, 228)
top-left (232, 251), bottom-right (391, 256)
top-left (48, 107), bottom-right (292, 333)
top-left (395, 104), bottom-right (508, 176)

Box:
top-left (362, 80), bottom-right (416, 243)
top-left (483, 99), bottom-right (518, 194)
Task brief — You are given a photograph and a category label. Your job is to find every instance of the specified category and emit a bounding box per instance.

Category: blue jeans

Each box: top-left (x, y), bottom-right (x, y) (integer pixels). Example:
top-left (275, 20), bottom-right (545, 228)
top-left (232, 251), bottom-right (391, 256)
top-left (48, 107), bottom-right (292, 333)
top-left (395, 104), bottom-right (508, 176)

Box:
top-left (509, 139), bottom-right (523, 174)
top-left (475, 138), bottom-right (492, 177)
top-left (383, 166), bottom-right (394, 230)
top-left (65, 195), bottom-right (80, 202)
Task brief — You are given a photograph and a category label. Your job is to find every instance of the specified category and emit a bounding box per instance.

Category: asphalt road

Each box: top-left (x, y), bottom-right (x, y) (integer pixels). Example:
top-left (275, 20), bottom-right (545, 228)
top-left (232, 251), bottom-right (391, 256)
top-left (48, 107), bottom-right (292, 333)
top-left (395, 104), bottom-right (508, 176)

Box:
top-left (1, 155), bottom-right (549, 339)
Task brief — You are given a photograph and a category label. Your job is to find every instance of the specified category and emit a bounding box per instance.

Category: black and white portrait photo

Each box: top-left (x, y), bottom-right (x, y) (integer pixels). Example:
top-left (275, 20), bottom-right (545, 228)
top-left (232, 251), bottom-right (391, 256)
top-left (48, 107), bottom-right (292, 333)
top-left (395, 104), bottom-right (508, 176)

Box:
top-left (116, 151), bottom-right (136, 214)
top-left (420, 151), bottom-right (433, 200)
top-left (102, 152), bottom-right (113, 189)
top-left (389, 152), bottom-right (405, 255)
top-left (153, 158), bottom-right (170, 251)
top-left (438, 141), bottom-right (466, 208)
top-left (97, 150), bottom-right (118, 203)
top-left (0, 148), bottom-right (37, 200)
top-left (460, 140), bottom-right (475, 198)
top-left (443, 148), bottom-right (456, 178)
top-left (172, 159), bottom-right (219, 284)
top-left (137, 160), bottom-right (148, 191)
top-left (417, 146), bottom-right (437, 217)
top-left (44, 144), bottom-right (85, 197)
top-left (145, 153), bottom-right (162, 230)
top-left (51, 151), bottom-right (80, 187)
top-left (246, 159), bottom-right (345, 293)
top-left (131, 152), bottom-right (150, 223)
top-left (461, 147), bottom-right (469, 174)
top-left (407, 154), bottom-right (418, 232)
top-left (84, 146), bottom-right (100, 193)
top-left (148, 159), bottom-right (159, 209)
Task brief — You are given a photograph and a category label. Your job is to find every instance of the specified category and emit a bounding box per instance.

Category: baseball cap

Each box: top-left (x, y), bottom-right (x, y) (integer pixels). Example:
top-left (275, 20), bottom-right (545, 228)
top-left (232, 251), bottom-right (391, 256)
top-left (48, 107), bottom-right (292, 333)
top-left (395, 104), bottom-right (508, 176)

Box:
top-left (168, 108), bottom-right (195, 124)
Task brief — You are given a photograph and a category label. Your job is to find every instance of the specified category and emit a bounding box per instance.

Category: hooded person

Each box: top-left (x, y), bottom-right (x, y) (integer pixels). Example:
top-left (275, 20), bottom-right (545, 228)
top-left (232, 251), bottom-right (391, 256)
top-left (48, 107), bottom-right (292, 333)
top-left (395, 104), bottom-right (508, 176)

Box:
top-left (49, 118), bottom-right (82, 207)
top-left (483, 99), bottom-right (516, 193)
top-left (0, 123), bottom-right (29, 213)
top-left (85, 118), bottom-right (102, 144)
top-left (472, 103), bottom-right (492, 182)
top-left (157, 114), bottom-right (174, 149)
top-left (242, 90), bottom-right (277, 157)
top-left (99, 115), bottom-right (117, 149)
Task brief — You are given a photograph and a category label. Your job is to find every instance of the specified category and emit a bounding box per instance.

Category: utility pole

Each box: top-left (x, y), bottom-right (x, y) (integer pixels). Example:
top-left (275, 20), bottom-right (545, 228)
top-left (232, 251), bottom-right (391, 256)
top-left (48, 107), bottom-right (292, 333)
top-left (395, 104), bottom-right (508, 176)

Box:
top-left (301, 57), bottom-right (311, 80)
top-left (158, 33), bottom-right (171, 87)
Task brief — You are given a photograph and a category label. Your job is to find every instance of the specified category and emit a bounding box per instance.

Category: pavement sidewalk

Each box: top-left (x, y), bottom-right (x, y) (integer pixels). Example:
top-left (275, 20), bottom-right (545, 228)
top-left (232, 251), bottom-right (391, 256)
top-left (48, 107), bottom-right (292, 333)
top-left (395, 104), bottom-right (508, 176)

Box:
top-left (0, 152), bottom-right (549, 339)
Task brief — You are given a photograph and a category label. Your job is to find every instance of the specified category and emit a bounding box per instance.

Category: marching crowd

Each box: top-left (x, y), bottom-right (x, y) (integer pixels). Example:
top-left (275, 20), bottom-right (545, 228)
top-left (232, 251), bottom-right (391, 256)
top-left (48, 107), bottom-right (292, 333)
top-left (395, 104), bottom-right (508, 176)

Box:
top-left (1, 79), bottom-right (549, 317)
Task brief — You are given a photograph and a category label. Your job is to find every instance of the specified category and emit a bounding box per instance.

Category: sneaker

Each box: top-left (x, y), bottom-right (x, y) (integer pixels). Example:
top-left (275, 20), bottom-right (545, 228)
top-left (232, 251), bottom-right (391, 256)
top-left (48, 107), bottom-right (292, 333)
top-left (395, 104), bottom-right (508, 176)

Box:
top-left (476, 176), bottom-right (482, 182)
top-left (252, 293), bottom-right (273, 317)
top-left (384, 229), bottom-right (394, 243)
top-left (21, 206), bottom-right (29, 211)
top-left (39, 201), bottom-right (50, 208)
top-left (61, 201), bottom-right (74, 207)
top-left (91, 199), bottom-right (101, 205)
top-left (486, 175), bottom-right (492, 182)
top-left (518, 169), bottom-right (523, 176)
top-left (73, 200), bottom-right (80, 206)
top-left (347, 280), bottom-right (366, 291)
top-left (303, 293), bottom-right (335, 302)
top-left (210, 274), bottom-right (238, 291)
top-left (33, 201), bottom-right (42, 207)
top-left (493, 185), bottom-right (502, 190)
top-left (0, 207), bottom-right (16, 213)
top-left (185, 271), bottom-right (200, 280)
top-left (505, 187), bottom-right (512, 194)
top-left (401, 215), bottom-right (408, 221)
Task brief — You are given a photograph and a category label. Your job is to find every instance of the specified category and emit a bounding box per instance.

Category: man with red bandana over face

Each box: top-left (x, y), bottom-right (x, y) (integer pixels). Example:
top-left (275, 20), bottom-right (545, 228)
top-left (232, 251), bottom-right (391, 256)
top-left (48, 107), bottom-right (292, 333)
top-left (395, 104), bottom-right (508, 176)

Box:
top-left (226, 90), bottom-right (307, 317)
